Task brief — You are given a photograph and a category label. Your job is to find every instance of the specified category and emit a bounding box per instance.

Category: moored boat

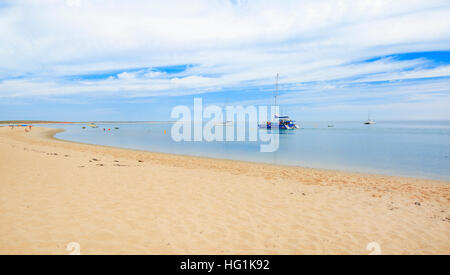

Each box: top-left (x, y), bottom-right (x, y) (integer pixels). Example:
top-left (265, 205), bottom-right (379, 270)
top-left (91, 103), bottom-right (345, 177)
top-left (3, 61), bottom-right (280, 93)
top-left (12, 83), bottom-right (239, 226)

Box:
top-left (259, 74), bottom-right (300, 130)
top-left (364, 112), bottom-right (376, 125)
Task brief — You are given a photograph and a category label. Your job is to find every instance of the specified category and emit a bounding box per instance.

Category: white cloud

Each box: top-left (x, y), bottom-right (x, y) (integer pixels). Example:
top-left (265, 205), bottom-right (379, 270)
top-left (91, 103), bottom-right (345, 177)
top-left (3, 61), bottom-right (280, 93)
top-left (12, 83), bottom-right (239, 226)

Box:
top-left (116, 72), bottom-right (135, 80)
top-left (0, 0), bottom-right (449, 110)
top-left (66, 0), bottom-right (82, 8)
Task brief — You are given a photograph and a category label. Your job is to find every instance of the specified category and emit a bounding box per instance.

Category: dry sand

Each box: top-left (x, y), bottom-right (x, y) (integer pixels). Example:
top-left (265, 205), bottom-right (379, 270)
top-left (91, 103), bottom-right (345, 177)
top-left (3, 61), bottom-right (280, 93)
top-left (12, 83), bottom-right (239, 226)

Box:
top-left (0, 126), bottom-right (448, 254)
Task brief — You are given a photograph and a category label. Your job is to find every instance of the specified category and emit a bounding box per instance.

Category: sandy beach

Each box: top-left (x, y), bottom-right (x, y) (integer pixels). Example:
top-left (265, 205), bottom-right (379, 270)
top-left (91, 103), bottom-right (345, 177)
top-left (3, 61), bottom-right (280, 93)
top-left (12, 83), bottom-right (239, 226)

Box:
top-left (0, 126), bottom-right (448, 255)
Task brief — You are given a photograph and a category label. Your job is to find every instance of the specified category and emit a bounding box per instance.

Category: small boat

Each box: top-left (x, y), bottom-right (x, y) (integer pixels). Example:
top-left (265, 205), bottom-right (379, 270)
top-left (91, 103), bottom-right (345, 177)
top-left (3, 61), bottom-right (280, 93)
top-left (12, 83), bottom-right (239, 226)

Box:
top-left (215, 121), bottom-right (233, 126)
top-left (114, 127), bottom-right (119, 130)
top-left (364, 112), bottom-right (376, 125)
top-left (82, 127), bottom-right (86, 129)
top-left (328, 125), bottom-right (334, 127)
top-left (88, 123), bottom-right (98, 128)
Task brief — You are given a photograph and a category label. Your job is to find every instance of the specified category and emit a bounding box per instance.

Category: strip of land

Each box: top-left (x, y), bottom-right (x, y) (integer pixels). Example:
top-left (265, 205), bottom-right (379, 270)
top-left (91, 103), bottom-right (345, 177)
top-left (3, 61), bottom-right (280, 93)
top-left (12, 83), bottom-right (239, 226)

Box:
top-left (0, 126), bottom-right (448, 254)
top-left (0, 121), bottom-right (75, 125)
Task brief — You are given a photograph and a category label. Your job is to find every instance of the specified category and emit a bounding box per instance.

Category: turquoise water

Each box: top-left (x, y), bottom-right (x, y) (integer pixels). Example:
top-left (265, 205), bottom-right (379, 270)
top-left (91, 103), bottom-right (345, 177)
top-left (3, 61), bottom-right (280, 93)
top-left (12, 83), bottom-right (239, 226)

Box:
top-left (51, 121), bottom-right (450, 181)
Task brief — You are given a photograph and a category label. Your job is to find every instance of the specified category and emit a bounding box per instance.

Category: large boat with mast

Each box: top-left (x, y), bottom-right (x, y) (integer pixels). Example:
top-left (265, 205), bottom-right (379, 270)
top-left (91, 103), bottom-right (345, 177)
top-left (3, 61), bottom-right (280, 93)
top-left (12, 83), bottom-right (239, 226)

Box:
top-left (259, 74), bottom-right (299, 130)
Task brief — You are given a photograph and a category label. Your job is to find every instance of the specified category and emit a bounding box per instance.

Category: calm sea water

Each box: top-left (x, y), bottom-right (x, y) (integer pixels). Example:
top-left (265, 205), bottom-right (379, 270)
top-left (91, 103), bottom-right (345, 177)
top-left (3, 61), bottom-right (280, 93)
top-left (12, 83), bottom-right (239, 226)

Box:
top-left (50, 121), bottom-right (450, 181)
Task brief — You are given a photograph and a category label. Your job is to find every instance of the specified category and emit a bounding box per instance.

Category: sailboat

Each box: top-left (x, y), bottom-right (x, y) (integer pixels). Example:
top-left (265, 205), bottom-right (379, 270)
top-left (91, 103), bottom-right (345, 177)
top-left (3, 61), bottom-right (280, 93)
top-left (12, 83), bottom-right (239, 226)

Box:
top-left (259, 74), bottom-right (299, 130)
top-left (364, 112), bottom-right (376, 125)
top-left (215, 121), bottom-right (233, 126)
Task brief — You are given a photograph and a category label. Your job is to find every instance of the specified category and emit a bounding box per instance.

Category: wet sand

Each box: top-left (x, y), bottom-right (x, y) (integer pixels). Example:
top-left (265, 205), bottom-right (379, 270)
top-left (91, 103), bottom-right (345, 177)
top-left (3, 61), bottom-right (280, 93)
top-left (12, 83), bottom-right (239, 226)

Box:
top-left (0, 126), bottom-right (448, 254)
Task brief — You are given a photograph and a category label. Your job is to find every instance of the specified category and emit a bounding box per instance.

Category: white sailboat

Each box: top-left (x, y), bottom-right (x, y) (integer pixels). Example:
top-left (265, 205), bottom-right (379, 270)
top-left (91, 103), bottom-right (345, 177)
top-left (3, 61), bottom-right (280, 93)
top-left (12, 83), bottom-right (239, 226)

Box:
top-left (215, 121), bottom-right (233, 126)
top-left (364, 112), bottom-right (376, 125)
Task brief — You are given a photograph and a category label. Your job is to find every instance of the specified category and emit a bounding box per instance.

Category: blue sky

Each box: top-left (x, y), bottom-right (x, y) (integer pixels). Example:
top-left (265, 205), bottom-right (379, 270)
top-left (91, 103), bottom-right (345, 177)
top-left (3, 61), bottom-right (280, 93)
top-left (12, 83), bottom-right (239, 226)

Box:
top-left (0, 0), bottom-right (450, 121)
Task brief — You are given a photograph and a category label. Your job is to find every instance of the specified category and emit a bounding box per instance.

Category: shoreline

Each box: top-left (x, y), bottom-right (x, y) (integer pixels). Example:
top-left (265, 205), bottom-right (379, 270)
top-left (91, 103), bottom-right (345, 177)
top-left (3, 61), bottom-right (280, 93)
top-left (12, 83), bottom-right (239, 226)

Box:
top-left (44, 126), bottom-right (450, 184)
top-left (0, 126), bottom-right (449, 254)
top-left (51, 126), bottom-right (448, 183)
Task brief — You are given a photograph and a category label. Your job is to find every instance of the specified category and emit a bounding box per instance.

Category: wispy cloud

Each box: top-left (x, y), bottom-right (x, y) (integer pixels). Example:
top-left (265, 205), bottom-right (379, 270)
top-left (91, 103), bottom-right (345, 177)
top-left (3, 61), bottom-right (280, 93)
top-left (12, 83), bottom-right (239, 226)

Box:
top-left (0, 0), bottom-right (449, 120)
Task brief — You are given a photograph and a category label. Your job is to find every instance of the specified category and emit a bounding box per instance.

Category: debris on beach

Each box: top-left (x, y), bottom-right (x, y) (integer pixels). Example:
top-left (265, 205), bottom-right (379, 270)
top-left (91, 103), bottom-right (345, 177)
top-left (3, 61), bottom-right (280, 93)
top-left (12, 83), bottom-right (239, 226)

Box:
top-left (114, 164), bottom-right (129, 167)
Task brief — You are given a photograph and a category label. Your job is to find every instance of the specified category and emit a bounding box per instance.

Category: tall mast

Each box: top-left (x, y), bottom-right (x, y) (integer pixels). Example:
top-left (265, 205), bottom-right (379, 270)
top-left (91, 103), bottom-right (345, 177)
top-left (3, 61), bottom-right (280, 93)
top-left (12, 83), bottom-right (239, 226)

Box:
top-left (274, 73), bottom-right (279, 107)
